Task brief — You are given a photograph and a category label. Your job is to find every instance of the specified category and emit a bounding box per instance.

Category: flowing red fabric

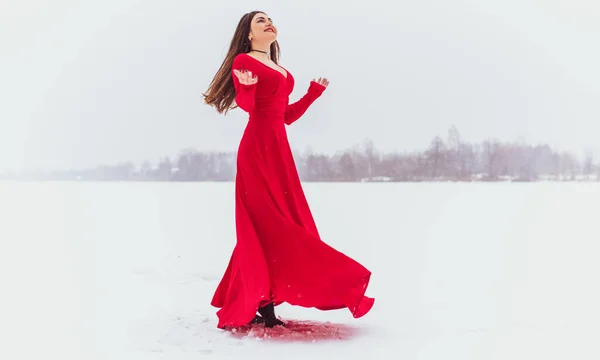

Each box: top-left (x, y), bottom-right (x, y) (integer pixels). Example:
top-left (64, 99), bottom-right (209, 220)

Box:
top-left (211, 53), bottom-right (374, 329)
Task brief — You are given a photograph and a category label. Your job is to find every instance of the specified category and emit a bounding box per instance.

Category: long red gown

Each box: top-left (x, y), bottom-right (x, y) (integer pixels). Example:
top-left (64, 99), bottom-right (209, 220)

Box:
top-left (210, 52), bottom-right (374, 329)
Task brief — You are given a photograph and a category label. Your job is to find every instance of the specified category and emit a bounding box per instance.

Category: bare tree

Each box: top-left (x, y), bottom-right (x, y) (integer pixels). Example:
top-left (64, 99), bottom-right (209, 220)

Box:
top-left (156, 156), bottom-right (173, 181)
top-left (583, 150), bottom-right (595, 180)
top-left (482, 138), bottom-right (502, 180)
top-left (337, 151), bottom-right (356, 181)
top-left (446, 125), bottom-right (462, 180)
top-left (362, 138), bottom-right (379, 180)
top-left (425, 136), bottom-right (446, 179)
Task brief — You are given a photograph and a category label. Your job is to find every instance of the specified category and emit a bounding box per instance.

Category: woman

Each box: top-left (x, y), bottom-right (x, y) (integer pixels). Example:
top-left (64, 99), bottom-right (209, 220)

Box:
top-left (203, 10), bottom-right (374, 329)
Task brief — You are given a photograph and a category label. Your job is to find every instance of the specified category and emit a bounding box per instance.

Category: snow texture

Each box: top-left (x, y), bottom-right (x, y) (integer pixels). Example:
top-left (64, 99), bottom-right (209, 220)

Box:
top-left (1, 181), bottom-right (599, 359)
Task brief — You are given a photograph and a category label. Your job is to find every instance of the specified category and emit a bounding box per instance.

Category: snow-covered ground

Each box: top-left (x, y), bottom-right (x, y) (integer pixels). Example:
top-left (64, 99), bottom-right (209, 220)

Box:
top-left (1, 181), bottom-right (599, 359)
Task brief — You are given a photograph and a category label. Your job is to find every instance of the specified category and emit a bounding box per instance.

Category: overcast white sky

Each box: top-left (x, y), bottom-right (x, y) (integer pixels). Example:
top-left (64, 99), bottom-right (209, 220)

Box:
top-left (1, 0), bottom-right (599, 171)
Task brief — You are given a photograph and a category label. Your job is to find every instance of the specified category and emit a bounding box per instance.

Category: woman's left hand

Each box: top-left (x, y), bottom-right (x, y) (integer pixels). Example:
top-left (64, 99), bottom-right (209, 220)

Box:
top-left (313, 77), bottom-right (329, 88)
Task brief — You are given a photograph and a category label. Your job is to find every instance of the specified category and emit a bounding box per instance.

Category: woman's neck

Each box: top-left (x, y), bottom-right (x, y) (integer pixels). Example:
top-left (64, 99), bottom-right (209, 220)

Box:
top-left (250, 42), bottom-right (271, 60)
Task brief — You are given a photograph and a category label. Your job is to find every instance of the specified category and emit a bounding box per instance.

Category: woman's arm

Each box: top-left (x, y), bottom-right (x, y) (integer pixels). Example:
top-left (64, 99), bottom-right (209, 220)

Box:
top-left (232, 56), bottom-right (258, 112)
top-left (284, 79), bottom-right (328, 125)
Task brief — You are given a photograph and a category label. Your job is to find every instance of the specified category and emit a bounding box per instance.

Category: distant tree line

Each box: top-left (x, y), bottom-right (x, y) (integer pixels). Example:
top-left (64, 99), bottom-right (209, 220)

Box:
top-left (4, 126), bottom-right (599, 182)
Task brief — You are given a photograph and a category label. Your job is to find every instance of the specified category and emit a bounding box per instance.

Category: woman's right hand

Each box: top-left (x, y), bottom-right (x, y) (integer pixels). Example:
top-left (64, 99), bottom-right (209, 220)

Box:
top-left (233, 69), bottom-right (258, 85)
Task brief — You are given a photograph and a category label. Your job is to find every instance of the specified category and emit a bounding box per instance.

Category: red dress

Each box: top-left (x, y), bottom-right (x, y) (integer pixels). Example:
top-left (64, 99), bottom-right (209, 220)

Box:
top-left (210, 53), bottom-right (374, 329)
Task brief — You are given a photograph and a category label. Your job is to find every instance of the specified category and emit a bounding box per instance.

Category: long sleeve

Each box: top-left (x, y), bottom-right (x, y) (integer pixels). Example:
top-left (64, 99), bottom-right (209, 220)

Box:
top-left (232, 57), bottom-right (257, 112)
top-left (284, 81), bottom-right (326, 125)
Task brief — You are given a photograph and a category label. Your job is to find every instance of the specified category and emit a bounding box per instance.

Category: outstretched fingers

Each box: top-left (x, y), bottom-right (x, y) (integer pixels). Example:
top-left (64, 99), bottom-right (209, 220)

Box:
top-left (312, 77), bottom-right (329, 88)
top-left (233, 69), bottom-right (258, 85)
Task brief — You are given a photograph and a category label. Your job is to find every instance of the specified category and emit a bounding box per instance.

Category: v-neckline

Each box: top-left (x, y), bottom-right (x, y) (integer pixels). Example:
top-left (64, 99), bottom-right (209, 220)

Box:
top-left (243, 53), bottom-right (288, 79)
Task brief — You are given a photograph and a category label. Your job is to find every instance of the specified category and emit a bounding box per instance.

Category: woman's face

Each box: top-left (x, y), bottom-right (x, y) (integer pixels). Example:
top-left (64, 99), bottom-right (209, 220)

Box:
top-left (249, 12), bottom-right (277, 44)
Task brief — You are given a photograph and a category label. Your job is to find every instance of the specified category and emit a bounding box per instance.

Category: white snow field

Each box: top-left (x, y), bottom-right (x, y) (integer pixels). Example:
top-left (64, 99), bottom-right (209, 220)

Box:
top-left (1, 181), bottom-right (600, 359)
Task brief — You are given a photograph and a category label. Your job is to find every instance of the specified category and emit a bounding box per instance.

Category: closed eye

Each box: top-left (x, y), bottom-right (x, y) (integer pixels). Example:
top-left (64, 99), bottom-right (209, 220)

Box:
top-left (255, 16), bottom-right (273, 23)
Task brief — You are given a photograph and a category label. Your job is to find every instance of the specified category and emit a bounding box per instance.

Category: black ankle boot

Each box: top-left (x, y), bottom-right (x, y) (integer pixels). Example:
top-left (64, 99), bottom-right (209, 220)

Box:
top-left (248, 314), bottom-right (264, 325)
top-left (257, 302), bottom-right (285, 328)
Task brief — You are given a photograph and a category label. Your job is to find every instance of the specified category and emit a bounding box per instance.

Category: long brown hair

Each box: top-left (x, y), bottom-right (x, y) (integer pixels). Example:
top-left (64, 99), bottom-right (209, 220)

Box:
top-left (203, 11), bottom-right (281, 115)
